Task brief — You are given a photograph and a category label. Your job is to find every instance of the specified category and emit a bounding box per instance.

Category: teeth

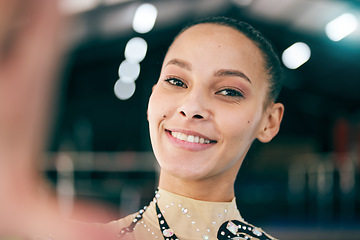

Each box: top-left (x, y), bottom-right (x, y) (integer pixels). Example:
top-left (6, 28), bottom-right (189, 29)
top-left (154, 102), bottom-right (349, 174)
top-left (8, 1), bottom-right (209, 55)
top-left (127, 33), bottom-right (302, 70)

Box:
top-left (170, 131), bottom-right (212, 144)
top-left (180, 133), bottom-right (187, 141)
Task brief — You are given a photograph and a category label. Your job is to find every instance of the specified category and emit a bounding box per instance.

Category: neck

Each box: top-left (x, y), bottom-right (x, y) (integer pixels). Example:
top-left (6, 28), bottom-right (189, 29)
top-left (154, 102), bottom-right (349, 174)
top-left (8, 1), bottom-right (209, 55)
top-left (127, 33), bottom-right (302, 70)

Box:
top-left (158, 170), bottom-right (236, 202)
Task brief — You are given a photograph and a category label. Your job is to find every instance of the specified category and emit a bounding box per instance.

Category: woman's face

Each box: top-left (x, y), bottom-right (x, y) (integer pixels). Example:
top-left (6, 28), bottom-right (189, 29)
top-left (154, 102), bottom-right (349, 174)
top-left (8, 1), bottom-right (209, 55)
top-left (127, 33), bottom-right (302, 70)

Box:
top-left (148, 24), bottom-right (278, 181)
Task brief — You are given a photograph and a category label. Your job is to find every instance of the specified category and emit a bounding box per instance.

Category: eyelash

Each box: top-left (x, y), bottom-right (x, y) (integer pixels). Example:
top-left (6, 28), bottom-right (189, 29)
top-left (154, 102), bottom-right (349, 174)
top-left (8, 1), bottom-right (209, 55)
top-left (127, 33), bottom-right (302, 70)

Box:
top-left (164, 77), bottom-right (244, 99)
top-left (216, 88), bottom-right (244, 98)
top-left (164, 77), bottom-right (188, 88)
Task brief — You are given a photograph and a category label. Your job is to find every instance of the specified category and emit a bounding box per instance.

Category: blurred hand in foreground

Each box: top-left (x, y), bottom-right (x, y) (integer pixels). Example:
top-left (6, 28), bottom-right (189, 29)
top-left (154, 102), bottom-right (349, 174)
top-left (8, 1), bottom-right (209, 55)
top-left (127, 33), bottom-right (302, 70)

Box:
top-left (0, 0), bottom-right (63, 236)
top-left (0, 1), bottom-right (123, 238)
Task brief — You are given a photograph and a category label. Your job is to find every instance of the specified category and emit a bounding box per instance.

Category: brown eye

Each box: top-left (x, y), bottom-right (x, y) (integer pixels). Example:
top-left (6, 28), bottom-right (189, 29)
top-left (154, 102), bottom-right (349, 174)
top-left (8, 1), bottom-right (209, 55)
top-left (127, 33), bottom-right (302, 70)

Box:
top-left (165, 78), bottom-right (188, 88)
top-left (216, 89), bottom-right (244, 98)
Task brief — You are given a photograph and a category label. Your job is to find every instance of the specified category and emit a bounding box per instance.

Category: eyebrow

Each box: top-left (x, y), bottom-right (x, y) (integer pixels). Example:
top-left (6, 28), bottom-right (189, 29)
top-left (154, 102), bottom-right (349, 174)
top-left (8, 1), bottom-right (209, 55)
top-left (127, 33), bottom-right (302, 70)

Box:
top-left (214, 69), bottom-right (252, 84)
top-left (165, 58), bottom-right (252, 84)
top-left (165, 58), bottom-right (192, 71)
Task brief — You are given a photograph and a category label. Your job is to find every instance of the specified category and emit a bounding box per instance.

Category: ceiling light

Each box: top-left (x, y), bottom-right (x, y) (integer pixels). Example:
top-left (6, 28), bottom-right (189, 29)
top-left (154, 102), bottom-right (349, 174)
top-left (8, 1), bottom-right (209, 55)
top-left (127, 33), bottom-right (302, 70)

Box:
top-left (124, 37), bottom-right (148, 63)
top-left (118, 60), bottom-right (140, 83)
top-left (114, 80), bottom-right (136, 100)
top-left (326, 13), bottom-right (358, 41)
top-left (282, 42), bottom-right (311, 70)
top-left (132, 3), bottom-right (158, 34)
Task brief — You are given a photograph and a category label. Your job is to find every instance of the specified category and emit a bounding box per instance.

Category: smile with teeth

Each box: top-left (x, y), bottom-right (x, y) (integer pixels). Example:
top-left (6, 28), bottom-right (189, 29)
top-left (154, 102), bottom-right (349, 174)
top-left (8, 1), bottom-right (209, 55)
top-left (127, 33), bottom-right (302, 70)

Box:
top-left (169, 131), bottom-right (216, 144)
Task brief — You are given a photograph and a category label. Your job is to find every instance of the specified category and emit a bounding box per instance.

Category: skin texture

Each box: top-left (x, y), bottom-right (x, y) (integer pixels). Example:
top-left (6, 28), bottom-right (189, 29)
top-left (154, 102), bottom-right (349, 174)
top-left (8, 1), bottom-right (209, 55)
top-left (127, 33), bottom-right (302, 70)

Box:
top-left (147, 23), bottom-right (284, 202)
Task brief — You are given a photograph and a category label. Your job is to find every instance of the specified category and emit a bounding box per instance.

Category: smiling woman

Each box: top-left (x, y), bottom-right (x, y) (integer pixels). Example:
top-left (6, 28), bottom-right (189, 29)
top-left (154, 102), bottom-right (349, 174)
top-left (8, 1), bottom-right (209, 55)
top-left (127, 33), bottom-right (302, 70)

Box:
top-left (108, 16), bottom-right (284, 240)
top-left (0, 5), bottom-right (283, 237)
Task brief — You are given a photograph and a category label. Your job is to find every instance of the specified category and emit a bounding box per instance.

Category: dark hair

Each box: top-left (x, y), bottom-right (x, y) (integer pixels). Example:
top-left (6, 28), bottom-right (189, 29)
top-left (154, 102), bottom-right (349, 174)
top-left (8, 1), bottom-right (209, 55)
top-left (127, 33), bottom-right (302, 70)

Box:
top-left (172, 16), bottom-right (283, 103)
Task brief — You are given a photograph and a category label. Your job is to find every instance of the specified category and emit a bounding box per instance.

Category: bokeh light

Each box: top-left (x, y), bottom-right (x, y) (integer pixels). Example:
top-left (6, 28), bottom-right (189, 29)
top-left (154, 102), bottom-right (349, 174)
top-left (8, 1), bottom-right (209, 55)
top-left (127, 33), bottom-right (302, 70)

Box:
top-left (118, 59), bottom-right (140, 83)
top-left (132, 3), bottom-right (158, 34)
top-left (282, 42), bottom-right (311, 70)
top-left (124, 37), bottom-right (148, 63)
top-left (114, 79), bottom-right (136, 100)
top-left (326, 13), bottom-right (358, 42)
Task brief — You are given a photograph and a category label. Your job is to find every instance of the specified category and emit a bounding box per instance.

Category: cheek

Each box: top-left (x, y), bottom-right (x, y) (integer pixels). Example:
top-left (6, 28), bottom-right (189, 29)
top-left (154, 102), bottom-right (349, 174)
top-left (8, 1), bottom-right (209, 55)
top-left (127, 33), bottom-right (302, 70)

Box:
top-left (147, 93), bottom-right (162, 152)
top-left (217, 105), bottom-right (262, 142)
top-left (147, 89), bottom-right (173, 127)
top-left (147, 93), bottom-right (162, 129)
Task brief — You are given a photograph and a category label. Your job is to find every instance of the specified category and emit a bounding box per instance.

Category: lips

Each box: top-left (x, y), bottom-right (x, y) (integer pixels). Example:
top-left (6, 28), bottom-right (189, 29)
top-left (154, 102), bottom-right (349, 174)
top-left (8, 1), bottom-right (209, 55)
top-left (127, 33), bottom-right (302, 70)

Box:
top-left (166, 129), bottom-right (217, 144)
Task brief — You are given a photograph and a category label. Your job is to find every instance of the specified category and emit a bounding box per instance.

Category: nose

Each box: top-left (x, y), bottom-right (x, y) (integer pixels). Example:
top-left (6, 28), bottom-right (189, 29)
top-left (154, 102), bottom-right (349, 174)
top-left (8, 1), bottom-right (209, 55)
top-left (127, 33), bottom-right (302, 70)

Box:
top-left (179, 110), bottom-right (204, 119)
top-left (178, 90), bottom-right (211, 120)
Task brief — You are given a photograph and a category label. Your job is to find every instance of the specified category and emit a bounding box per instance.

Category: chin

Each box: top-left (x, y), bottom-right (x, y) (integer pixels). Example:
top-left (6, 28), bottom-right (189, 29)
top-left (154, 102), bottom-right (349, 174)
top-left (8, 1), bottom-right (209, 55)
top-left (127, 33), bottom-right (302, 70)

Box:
top-left (161, 162), bottom-right (212, 181)
top-left (155, 149), bottom-right (219, 180)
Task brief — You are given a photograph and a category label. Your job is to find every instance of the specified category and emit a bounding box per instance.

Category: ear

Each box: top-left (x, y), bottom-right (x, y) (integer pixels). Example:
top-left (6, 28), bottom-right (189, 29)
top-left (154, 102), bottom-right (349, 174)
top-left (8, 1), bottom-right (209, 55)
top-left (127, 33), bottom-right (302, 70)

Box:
top-left (256, 103), bottom-right (284, 143)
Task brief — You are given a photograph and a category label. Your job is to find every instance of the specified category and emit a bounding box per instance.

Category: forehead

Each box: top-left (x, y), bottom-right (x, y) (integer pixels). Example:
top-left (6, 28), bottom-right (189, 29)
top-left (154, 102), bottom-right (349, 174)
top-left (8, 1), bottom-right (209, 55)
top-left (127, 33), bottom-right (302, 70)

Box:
top-left (171, 23), bottom-right (259, 50)
top-left (164, 23), bottom-right (267, 84)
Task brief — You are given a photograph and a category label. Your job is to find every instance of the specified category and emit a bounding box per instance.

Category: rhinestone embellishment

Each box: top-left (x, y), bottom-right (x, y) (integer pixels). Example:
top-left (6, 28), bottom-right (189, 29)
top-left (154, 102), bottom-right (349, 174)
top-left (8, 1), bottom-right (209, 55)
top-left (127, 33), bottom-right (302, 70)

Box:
top-left (226, 221), bottom-right (239, 235)
top-left (181, 207), bottom-right (188, 214)
top-left (163, 229), bottom-right (174, 237)
top-left (252, 227), bottom-right (263, 237)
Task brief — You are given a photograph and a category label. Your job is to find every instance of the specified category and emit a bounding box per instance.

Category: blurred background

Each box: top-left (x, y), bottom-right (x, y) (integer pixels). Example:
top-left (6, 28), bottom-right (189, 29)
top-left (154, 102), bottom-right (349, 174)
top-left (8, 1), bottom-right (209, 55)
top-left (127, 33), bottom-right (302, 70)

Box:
top-left (43, 0), bottom-right (360, 239)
